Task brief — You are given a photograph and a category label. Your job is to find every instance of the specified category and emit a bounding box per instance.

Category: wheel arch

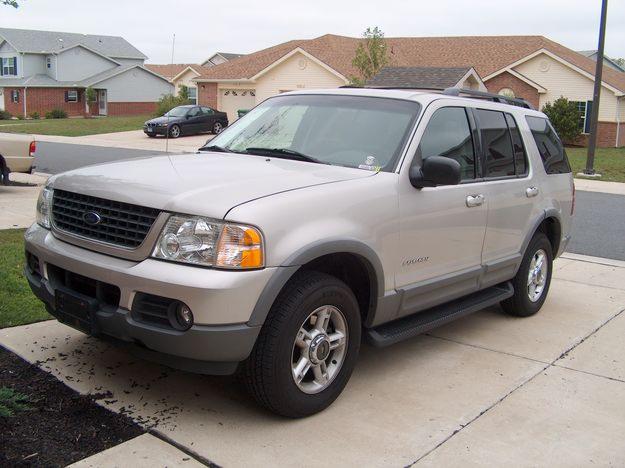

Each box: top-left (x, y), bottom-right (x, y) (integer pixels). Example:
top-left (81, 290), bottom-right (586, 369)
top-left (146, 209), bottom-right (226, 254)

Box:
top-left (521, 209), bottom-right (563, 259)
top-left (247, 240), bottom-right (385, 328)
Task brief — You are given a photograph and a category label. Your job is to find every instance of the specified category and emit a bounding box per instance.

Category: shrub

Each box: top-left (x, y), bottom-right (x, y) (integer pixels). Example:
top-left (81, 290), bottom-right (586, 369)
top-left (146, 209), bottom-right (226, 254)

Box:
top-left (154, 87), bottom-right (192, 117)
top-left (542, 97), bottom-right (582, 143)
top-left (29, 112), bottom-right (40, 120)
top-left (0, 387), bottom-right (31, 417)
top-left (16, 114), bottom-right (25, 120)
top-left (45, 108), bottom-right (68, 119)
top-left (0, 110), bottom-right (11, 120)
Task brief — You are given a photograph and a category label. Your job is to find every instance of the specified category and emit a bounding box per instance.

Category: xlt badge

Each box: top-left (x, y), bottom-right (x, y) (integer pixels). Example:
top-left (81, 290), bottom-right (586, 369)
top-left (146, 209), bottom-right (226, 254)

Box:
top-left (403, 256), bottom-right (429, 266)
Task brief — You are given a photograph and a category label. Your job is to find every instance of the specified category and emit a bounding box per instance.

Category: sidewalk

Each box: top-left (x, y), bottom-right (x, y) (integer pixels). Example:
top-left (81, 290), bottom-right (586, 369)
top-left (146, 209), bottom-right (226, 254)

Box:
top-left (32, 130), bottom-right (212, 154)
top-left (1, 254), bottom-right (624, 466)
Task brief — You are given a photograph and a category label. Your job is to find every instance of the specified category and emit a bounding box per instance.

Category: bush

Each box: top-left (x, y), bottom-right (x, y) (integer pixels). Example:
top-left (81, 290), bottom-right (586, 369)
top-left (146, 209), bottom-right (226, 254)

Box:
top-left (45, 108), bottom-right (68, 119)
top-left (154, 87), bottom-right (192, 117)
top-left (542, 97), bottom-right (581, 143)
top-left (29, 112), bottom-right (40, 120)
top-left (0, 110), bottom-right (11, 120)
top-left (16, 114), bottom-right (25, 120)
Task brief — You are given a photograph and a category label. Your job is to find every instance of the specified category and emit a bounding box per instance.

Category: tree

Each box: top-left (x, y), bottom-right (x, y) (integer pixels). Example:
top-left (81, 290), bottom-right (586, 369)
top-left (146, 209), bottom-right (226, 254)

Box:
top-left (542, 97), bottom-right (582, 143)
top-left (614, 57), bottom-right (625, 68)
top-left (2, 1), bottom-right (20, 8)
top-left (350, 27), bottom-right (389, 86)
top-left (154, 86), bottom-right (192, 116)
top-left (85, 87), bottom-right (97, 116)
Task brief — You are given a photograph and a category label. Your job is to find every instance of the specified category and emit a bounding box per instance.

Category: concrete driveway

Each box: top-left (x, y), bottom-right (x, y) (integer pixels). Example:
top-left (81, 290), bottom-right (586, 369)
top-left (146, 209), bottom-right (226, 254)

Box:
top-left (1, 254), bottom-right (624, 466)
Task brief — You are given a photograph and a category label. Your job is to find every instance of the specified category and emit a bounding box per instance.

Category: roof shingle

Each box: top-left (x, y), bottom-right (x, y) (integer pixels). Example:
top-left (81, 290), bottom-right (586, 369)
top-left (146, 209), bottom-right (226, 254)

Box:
top-left (144, 63), bottom-right (204, 80)
top-left (366, 66), bottom-right (472, 88)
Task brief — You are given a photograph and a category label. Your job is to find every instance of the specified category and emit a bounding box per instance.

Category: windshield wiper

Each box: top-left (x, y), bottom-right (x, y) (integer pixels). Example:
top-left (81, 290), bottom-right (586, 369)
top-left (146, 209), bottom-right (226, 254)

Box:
top-left (244, 147), bottom-right (327, 164)
top-left (198, 144), bottom-right (234, 153)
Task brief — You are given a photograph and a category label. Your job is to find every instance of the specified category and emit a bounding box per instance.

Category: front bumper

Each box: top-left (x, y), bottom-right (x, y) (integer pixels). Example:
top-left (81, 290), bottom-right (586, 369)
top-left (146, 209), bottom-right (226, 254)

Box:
top-left (24, 224), bottom-right (278, 374)
top-left (143, 126), bottom-right (168, 136)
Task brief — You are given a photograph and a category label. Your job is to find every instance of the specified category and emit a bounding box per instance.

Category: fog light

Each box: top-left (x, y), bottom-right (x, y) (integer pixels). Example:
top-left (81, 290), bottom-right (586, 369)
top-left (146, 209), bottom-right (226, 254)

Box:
top-left (168, 301), bottom-right (193, 331)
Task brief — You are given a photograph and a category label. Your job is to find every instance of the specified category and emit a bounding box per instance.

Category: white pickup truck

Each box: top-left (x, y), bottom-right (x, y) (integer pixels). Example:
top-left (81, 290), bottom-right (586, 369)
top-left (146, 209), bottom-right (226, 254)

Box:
top-left (0, 133), bottom-right (37, 184)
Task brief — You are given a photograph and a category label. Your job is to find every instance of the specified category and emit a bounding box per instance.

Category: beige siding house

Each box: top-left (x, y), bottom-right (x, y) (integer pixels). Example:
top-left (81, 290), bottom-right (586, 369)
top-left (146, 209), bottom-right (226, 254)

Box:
top-left (195, 34), bottom-right (625, 146)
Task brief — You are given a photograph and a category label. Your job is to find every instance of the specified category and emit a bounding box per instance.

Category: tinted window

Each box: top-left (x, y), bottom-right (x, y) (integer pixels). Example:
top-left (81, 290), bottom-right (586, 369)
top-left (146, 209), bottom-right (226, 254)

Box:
top-left (417, 107), bottom-right (475, 180)
top-left (201, 107), bottom-right (214, 115)
top-left (187, 107), bottom-right (201, 117)
top-left (476, 109), bottom-right (515, 177)
top-left (505, 114), bottom-right (528, 175)
top-left (526, 116), bottom-right (571, 174)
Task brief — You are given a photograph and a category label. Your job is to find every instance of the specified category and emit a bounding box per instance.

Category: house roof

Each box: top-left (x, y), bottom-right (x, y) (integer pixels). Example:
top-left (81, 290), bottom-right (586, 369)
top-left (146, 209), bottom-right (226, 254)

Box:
top-left (366, 66), bottom-right (473, 88)
top-left (195, 34), bottom-right (625, 93)
top-left (216, 52), bottom-right (245, 60)
top-left (576, 49), bottom-right (625, 72)
top-left (0, 27), bottom-right (146, 59)
top-left (144, 63), bottom-right (203, 80)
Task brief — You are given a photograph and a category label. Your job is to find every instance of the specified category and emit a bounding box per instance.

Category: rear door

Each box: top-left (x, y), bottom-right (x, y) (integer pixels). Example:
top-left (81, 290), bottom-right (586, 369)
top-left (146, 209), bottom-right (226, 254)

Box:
top-left (396, 102), bottom-right (488, 318)
top-left (475, 108), bottom-right (543, 287)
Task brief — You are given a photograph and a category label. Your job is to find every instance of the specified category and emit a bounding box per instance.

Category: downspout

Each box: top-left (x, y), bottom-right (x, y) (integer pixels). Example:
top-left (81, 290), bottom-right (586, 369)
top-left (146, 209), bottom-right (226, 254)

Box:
top-left (616, 96), bottom-right (622, 148)
top-left (22, 86), bottom-right (26, 118)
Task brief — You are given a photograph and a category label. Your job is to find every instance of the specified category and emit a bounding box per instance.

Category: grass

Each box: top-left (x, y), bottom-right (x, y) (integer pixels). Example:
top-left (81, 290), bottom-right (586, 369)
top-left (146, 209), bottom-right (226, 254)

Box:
top-left (567, 147), bottom-right (625, 182)
top-left (0, 229), bottom-right (49, 328)
top-left (0, 115), bottom-right (150, 137)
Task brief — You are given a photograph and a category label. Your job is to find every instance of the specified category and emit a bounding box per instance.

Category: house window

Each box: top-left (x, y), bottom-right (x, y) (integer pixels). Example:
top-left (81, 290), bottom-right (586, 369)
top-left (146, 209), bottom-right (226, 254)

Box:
top-left (46, 57), bottom-right (51, 69)
top-left (188, 86), bottom-right (197, 104)
top-left (498, 88), bottom-right (515, 98)
top-left (1, 57), bottom-right (17, 76)
top-left (11, 89), bottom-right (19, 103)
top-left (67, 90), bottom-right (78, 102)
top-left (572, 100), bottom-right (593, 134)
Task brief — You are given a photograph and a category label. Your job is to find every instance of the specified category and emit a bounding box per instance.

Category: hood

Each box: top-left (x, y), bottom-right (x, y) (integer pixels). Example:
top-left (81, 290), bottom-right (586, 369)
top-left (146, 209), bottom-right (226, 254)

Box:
top-left (146, 116), bottom-right (181, 125)
top-left (49, 152), bottom-right (375, 219)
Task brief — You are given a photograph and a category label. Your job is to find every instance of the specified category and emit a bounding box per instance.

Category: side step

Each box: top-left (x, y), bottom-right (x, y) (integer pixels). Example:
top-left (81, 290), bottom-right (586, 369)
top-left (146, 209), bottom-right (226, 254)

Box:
top-left (366, 282), bottom-right (514, 347)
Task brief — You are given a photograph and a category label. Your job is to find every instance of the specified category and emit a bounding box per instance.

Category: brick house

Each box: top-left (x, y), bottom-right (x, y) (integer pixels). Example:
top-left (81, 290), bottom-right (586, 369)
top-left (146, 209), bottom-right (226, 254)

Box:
top-left (0, 27), bottom-right (173, 117)
top-left (194, 34), bottom-right (625, 147)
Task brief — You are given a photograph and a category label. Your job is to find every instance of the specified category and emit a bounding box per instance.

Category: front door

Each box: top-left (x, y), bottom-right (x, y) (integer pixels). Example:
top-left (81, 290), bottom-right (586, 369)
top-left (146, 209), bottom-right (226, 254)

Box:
top-left (98, 90), bottom-right (107, 116)
top-left (0, 88), bottom-right (5, 111)
top-left (396, 103), bottom-right (488, 318)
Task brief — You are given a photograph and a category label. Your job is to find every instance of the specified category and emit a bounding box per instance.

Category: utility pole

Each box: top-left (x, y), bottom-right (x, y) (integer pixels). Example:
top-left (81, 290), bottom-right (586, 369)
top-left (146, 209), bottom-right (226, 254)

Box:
top-left (584, 0), bottom-right (608, 175)
top-left (165, 33), bottom-right (176, 154)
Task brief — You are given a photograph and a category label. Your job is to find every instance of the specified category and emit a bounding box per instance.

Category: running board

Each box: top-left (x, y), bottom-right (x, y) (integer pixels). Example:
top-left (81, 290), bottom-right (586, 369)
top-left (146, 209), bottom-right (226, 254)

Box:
top-left (366, 282), bottom-right (514, 347)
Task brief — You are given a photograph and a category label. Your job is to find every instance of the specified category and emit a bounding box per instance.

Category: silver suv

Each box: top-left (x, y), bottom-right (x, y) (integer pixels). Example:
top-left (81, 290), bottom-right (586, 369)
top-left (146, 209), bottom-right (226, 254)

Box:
top-left (25, 88), bottom-right (574, 417)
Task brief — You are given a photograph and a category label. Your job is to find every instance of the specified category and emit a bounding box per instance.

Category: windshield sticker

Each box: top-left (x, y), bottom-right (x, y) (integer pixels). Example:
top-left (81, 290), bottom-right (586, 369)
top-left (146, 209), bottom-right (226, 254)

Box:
top-left (358, 155), bottom-right (381, 172)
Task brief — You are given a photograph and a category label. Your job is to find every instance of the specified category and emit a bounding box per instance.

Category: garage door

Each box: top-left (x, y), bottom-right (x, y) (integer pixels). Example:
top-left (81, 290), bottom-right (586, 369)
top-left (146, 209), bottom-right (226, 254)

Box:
top-left (219, 89), bottom-right (256, 123)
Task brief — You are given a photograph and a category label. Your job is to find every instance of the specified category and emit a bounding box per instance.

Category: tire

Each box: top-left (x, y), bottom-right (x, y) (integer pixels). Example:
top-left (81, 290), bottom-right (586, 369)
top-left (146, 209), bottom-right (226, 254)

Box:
top-left (146, 133), bottom-right (156, 138)
top-left (501, 232), bottom-right (553, 317)
top-left (242, 271), bottom-right (361, 418)
top-left (212, 121), bottom-right (224, 134)
top-left (0, 156), bottom-right (9, 186)
top-left (168, 124), bottom-right (181, 138)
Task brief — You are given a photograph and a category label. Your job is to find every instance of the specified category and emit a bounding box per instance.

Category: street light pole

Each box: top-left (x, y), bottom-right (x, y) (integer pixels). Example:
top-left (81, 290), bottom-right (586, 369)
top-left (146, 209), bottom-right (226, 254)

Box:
top-left (584, 0), bottom-right (608, 175)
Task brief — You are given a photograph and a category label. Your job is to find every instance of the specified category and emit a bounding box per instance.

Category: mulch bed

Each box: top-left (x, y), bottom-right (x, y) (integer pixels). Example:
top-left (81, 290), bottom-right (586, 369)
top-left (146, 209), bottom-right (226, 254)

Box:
top-left (0, 346), bottom-right (144, 467)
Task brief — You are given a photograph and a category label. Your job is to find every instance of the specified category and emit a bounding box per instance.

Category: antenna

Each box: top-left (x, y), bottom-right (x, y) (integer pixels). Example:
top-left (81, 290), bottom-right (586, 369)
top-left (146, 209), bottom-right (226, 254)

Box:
top-left (165, 33), bottom-right (176, 153)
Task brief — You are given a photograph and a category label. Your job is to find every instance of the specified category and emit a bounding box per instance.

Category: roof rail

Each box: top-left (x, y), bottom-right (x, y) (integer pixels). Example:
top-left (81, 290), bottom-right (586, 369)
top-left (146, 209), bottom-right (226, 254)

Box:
top-left (442, 87), bottom-right (534, 109)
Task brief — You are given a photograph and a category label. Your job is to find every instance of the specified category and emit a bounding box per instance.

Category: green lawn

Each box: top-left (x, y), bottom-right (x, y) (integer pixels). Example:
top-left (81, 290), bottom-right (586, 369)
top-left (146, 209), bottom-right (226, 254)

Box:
top-left (0, 115), bottom-right (150, 137)
top-left (0, 229), bottom-right (49, 328)
top-left (568, 147), bottom-right (625, 182)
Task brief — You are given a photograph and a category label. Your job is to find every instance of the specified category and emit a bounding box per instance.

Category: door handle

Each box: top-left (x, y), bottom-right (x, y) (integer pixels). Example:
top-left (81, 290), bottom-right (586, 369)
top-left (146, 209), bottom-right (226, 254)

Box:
top-left (466, 194), bottom-right (485, 207)
top-left (526, 186), bottom-right (539, 198)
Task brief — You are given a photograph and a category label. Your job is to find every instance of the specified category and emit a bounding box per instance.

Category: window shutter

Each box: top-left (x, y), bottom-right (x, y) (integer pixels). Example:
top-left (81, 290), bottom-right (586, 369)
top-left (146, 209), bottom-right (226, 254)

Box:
top-left (584, 101), bottom-right (593, 134)
top-left (64, 91), bottom-right (69, 102)
top-left (77, 90), bottom-right (81, 102)
top-left (13, 57), bottom-right (17, 76)
top-left (0, 59), bottom-right (3, 76)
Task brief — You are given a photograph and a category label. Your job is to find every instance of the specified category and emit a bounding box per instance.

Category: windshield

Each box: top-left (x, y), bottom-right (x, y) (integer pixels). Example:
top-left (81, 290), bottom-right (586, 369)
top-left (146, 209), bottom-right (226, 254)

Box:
top-left (165, 107), bottom-right (189, 117)
top-left (206, 94), bottom-right (421, 172)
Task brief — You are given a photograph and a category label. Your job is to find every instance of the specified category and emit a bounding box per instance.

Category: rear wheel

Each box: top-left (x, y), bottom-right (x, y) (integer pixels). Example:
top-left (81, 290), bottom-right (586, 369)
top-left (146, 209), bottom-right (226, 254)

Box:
top-left (242, 271), bottom-right (361, 418)
top-left (169, 124), bottom-right (181, 138)
top-left (501, 232), bottom-right (553, 317)
top-left (212, 121), bottom-right (224, 134)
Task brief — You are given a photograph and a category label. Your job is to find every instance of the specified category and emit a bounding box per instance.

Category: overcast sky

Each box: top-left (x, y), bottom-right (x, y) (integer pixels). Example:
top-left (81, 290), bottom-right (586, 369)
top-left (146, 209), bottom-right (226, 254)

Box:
top-left (2, 0), bottom-right (624, 64)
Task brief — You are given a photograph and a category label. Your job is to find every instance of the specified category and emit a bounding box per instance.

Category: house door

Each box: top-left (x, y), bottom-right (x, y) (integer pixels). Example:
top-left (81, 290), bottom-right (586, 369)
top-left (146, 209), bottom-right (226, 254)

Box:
top-left (0, 89), bottom-right (4, 111)
top-left (98, 90), bottom-right (107, 116)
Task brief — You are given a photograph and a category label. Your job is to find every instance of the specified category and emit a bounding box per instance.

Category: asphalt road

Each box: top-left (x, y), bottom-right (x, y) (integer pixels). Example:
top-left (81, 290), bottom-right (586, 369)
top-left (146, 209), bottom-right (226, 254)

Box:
top-left (31, 141), bottom-right (625, 261)
top-left (34, 141), bottom-right (166, 175)
top-left (567, 190), bottom-right (625, 261)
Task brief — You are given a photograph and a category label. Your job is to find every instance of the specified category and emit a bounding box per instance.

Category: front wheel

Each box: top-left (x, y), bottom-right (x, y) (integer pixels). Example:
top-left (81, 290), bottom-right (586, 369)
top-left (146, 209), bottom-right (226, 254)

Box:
top-left (242, 271), bottom-right (361, 418)
top-left (501, 232), bottom-right (553, 317)
top-left (168, 124), bottom-right (181, 138)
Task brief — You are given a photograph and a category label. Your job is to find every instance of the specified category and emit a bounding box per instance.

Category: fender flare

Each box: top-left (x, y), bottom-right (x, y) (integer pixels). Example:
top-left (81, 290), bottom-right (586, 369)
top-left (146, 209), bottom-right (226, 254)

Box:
top-left (519, 208), bottom-right (563, 260)
top-left (247, 239), bottom-right (385, 327)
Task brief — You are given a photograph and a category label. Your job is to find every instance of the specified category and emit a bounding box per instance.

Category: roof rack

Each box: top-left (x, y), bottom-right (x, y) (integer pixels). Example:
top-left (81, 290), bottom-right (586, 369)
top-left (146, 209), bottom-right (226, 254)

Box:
top-left (442, 87), bottom-right (534, 109)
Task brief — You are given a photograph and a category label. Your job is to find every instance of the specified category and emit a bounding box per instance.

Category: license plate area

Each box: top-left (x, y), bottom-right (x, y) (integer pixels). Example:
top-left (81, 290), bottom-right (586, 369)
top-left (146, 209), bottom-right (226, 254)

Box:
top-left (54, 289), bottom-right (99, 334)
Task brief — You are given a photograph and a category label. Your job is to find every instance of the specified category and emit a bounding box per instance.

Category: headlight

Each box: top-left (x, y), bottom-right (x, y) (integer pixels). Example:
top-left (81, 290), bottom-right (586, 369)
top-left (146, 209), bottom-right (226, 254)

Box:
top-left (36, 186), bottom-right (54, 229)
top-left (158, 123), bottom-right (168, 127)
top-left (152, 215), bottom-right (264, 269)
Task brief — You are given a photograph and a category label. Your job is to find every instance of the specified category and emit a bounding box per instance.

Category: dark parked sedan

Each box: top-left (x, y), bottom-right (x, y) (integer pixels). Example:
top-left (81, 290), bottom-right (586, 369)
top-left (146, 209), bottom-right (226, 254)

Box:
top-left (144, 105), bottom-right (228, 138)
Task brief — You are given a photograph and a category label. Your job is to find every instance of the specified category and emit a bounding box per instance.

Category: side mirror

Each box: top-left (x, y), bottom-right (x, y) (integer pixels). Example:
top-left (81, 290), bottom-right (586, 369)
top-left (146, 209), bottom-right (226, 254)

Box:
top-left (409, 156), bottom-right (461, 189)
top-left (185, 113), bottom-right (192, 119)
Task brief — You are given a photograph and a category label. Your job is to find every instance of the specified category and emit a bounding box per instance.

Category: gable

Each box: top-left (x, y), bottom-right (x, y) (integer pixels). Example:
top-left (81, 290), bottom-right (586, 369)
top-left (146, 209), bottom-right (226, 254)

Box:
top-left (0, 40), bottom-right (16, 53)
top-left (95, 67), bottom-right (173, 102)
top-left (56, 45), bottom-right (118, 81)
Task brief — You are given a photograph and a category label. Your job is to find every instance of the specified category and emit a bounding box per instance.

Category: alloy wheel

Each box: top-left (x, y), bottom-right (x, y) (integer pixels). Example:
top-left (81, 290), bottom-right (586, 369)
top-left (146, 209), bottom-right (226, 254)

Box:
top-left (527, 249), bottom-right (548, 302)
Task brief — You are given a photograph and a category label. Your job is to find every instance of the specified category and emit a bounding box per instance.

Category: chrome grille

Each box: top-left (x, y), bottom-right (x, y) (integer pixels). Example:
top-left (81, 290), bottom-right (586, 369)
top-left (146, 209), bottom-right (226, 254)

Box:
top-left (52, 189), bottom-right (160, 248)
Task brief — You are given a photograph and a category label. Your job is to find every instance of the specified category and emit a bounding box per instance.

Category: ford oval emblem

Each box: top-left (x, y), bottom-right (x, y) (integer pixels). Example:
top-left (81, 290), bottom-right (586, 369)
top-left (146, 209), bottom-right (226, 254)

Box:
top-left (82, 211), bottom-right (101, 226)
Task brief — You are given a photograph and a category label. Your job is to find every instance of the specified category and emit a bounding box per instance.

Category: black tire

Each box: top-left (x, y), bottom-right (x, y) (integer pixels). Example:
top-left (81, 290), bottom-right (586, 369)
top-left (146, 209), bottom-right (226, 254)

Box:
top-left (242, 271), bottom-right (361, 418)
top-left (501, 232), bottom-right (553, 317)
top-left (212, 121), bottom-right (224, 134)
top-left (146, 133), bottom-right (156, 138)
top-left (168, 124), bottom-right (181, 138)
top-left (0, 156), bottom-right (9, 186)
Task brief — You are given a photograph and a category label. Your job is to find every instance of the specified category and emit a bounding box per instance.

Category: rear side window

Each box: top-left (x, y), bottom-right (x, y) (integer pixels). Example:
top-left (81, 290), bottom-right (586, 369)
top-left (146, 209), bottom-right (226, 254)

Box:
top-left (505, 114), bottom-right (528, 175)
top-left (526, 116), bottom-right (571, 174)
top-left (475, 109), bottom-right (515, 178)
top-left (417, 107), bottom-right (476, 180)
